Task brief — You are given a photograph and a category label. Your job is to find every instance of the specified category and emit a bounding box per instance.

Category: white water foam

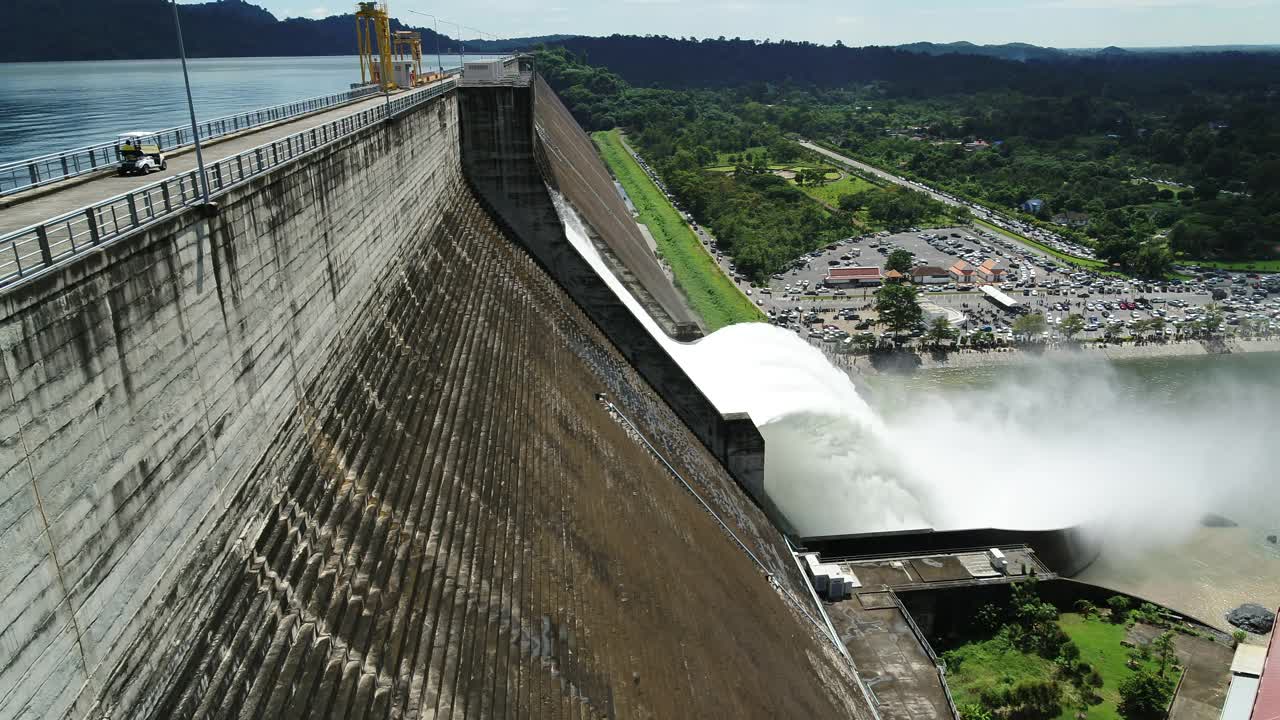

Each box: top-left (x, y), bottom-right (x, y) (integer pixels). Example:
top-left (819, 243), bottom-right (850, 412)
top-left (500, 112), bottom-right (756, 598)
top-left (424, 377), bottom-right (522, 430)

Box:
top-left (553, 195), bottom-right (1278, 542)
top-left (554, 195), bottom-right (930, 534)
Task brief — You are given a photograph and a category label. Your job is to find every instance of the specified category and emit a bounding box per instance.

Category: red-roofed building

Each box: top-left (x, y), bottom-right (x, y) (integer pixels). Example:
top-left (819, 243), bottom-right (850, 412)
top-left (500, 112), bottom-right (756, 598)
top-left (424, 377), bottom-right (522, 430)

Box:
top-left (911, 265), bottom-right (950, 285)
top-left (949, 260), bottom-right (975, 284)
top-left (977, 259), bottom-right (1008, 283)
top-left (884, 269), bottom-right (905, 283)
top-left (1252, 616), bottom-right (1280, 720)
top-left (826, 266), bottom-right (882, 287)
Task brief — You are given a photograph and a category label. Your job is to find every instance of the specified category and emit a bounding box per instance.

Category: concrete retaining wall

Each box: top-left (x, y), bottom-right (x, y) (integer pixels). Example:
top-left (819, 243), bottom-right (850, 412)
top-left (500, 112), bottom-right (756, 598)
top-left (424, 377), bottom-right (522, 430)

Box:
top-left (0, 91), bottom-right (460, 719)
top-left (531, 75), bottom-right (699, 337)
top-left (457, 78), bottom-right (770, 522)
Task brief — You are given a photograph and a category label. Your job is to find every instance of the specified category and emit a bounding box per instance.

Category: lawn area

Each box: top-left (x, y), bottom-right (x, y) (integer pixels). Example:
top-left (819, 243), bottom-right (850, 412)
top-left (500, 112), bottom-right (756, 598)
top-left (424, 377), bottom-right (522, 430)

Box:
top-left (945, 613), bottom-right (1181, 720)
top-left (796, 172), bottom-right (877, 207)
top-left (592, 129), bottom-right (764, 330)
top-left (712, 146), bottom-right (765, 165)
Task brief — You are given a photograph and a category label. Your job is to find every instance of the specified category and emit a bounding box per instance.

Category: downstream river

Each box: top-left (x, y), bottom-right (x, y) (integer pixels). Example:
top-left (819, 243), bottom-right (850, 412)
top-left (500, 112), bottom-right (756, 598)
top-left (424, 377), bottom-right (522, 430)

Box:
top-left (870, 352), bottom-right (1280, 631)
top-left (0, 54), bottom-right (490, 164)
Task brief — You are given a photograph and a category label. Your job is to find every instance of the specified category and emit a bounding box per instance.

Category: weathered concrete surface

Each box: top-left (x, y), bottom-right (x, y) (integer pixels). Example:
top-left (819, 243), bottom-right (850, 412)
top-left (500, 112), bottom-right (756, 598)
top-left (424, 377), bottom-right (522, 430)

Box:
top-left (0, 71), bottom-right (874, 719)
top-left (0, 90), bottom-right (461, 719)
top-left (81, 183), bottom-right (871, 719)
top-left (458, 76), bottom-right (774, 527)
top-left (531, 75), bottom-right (700, 337)
top-left (1128, 623), bottom-right (1233, 720)
top-left (828, 592), bottom-right (951, 720)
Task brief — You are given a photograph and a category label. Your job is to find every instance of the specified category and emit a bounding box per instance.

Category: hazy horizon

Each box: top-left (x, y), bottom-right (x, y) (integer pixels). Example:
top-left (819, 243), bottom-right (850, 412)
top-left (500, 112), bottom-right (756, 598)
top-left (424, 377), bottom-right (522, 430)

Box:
top-left (186, 0), bottom-right (1279, 50)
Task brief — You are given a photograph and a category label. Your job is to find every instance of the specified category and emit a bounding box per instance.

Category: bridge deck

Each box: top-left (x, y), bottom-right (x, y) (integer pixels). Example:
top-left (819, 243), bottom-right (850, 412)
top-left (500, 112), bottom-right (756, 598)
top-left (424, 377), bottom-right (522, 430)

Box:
top-left (0, 90), bottom-right (408, 236)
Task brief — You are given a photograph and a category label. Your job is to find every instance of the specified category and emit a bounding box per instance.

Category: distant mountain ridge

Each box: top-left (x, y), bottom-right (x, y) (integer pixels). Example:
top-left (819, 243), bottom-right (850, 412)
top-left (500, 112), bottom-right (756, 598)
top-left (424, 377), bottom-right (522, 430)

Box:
top-left (894, 41), bottom-right (1069, 62)
top-left (0, 0), bottom-right (574, 62)
top-left (2, 0), bottom-right (1277, 64)
top-left (893, 40), bottom-right (1280, 61)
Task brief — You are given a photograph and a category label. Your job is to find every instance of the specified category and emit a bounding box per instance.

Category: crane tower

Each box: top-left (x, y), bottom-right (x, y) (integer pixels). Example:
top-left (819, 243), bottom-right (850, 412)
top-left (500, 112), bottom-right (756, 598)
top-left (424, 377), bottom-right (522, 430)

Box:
top-left (355, 2), bottom-right (394, 90)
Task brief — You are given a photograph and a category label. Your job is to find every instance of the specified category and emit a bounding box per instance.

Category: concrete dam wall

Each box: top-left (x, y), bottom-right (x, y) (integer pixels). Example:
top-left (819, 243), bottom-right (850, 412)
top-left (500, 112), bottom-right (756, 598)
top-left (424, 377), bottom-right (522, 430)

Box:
top-left (0, 89), bottom-right (462, 718)
top-left (0, 76), bottom-right (872, 718)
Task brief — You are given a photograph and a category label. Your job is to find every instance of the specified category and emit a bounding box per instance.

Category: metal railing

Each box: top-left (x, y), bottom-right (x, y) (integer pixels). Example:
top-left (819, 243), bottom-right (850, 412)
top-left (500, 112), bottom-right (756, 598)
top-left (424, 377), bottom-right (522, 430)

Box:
top-left (0, 78), bottom-right (457, 290)
top-left (0, 84), bottom-right (386, 197)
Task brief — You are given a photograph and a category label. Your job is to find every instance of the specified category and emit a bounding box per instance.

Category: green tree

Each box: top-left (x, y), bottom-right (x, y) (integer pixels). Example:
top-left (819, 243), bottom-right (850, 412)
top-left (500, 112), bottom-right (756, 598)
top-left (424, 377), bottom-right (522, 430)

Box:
top-left (926, 317), bottom-right (957, 348)
top-left (1132, 243), bottom-right (1173, 278)
top-left (885, 248), bottom-right (915, 275)
top-left (838, 190), bottom-right (874, 213)
top-left (1013, 312), bottom-right (1048, 339)
top-left (958, 704), bottom-right (992, 720)
top-left (1108, 595), bottom-right (1132, 623)
top-left (1152, 631), bottom-right (1176, 678)
top-left (1149, 316), bottom-right (1166, 340)
top-left (1060, 313), bottom-right (1086, 340)
top-left (1009, 580), bottom-right (1065, 656)
top-left (1202, 304), bottom-right (1225, 335)
top-left (874, 282), bottom-right (924, 335)
top-left (1118, 669), bottom-right (1174, 720)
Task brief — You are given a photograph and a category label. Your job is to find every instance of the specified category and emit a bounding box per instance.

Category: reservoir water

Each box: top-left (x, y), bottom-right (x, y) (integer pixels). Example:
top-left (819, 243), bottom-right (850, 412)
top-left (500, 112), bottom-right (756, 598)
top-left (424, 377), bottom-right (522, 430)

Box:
top-left (0, 55), bottom-right (491, 164)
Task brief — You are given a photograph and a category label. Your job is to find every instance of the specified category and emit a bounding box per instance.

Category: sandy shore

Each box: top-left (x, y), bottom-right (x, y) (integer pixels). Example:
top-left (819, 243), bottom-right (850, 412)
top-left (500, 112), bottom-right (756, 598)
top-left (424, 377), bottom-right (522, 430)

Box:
top-left (842, 337), bottom-right (1280, 375)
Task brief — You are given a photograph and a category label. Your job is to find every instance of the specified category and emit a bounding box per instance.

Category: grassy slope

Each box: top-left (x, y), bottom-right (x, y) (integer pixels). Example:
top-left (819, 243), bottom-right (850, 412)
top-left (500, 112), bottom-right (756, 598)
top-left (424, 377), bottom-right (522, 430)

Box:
top-left (947, 613), bottom-right (1181, 720)
top-left (592, 129), bottom-right (764, 330)
top-left (1182, 258), bottom-right (1280, 272)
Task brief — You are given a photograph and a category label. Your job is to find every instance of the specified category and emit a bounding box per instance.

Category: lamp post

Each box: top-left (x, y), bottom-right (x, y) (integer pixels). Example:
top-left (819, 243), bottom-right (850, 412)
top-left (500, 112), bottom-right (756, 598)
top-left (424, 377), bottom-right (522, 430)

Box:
top-left (407, 10), bottom-right (445, 74)
top-left (452, 21), bottom-right (464, 72)
top-left (169, 0), bottom-right (210, 206)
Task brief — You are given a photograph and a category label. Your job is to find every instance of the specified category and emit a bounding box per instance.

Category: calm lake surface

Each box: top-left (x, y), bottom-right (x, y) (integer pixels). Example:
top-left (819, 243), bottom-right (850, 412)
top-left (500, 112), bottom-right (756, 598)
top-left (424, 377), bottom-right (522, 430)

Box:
top-left (0, 54), bottom-right (487, 164)
top-left (872, 352), bottom-right (1280, 630)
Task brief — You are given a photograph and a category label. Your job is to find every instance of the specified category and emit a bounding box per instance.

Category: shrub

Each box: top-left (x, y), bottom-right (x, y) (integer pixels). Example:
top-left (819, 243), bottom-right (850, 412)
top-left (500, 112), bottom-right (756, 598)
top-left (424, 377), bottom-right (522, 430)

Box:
top-left (959, 703), bottom-right (993, 720)
top-left (1118, 669), bottom-right (1174, 719)
top-left (1108, 595), bottom-right (1133, 623)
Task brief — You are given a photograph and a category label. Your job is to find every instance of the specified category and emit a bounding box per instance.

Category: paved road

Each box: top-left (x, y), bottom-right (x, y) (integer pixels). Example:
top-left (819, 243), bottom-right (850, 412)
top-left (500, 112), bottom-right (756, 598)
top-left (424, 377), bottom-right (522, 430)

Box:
top-left (0, 89), bottom-right (420, 235)
top-left (798, 140), bottom-right (1099, 262)
top-left (800, 140), bottom-right (958, 209)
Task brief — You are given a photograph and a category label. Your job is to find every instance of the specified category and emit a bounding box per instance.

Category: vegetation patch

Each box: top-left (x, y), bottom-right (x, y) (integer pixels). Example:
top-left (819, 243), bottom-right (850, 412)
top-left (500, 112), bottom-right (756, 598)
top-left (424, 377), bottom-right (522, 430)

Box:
top-left (592, 129), bottom-right (764, 330)
top-left (537, 44), bottom-right (1279, 279)
top-left (943, 584), bottom-right (1182, 720)
top-left (798, 172), bottom-right (878, 207)
top-left (1181, 258), bottom-right (1280, 272)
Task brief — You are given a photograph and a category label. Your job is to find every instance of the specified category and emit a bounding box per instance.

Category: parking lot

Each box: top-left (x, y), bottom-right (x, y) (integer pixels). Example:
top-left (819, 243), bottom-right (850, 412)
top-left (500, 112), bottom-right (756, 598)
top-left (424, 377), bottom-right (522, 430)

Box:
top-left (702, 225), bottom-right (1280, 346)
top-left (624, 140), bottom-right (1278, 349)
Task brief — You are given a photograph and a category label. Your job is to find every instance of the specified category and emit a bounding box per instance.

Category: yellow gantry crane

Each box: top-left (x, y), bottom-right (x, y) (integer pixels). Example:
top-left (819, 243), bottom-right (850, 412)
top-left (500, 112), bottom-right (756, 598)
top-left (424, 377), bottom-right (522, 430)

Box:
top-left (392, 30), bottom-right (424, 86)
top-left (356, 2), bottom-right (394, 90)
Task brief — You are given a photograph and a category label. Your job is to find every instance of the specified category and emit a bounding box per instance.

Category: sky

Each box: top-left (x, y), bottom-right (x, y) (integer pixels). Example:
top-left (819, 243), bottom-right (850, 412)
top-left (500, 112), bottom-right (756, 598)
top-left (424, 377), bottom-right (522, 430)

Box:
top-left (231, 0), bottom-right (1280, 48)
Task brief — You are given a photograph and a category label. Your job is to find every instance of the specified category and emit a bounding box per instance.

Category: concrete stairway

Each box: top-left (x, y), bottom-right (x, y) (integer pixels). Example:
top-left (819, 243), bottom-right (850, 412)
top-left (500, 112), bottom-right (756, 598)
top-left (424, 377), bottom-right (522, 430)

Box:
top-left (93, 179), bottom-right (869, 720)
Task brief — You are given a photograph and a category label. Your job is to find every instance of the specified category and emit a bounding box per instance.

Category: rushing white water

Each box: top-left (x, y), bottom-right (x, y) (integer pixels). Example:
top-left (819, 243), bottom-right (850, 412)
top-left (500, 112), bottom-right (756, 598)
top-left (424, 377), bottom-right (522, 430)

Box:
top-left (553, 195), bottom-right (1278, 542)
top-left (554, 195), bottom-right (931, 533)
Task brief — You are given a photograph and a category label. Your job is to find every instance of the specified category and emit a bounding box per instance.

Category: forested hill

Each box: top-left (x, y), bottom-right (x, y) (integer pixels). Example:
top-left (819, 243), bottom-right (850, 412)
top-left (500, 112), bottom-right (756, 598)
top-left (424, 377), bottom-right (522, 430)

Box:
top-left (554, 34), bottom-right (1280, 97)
top-left (0, 0), bottom-right (571, 62)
